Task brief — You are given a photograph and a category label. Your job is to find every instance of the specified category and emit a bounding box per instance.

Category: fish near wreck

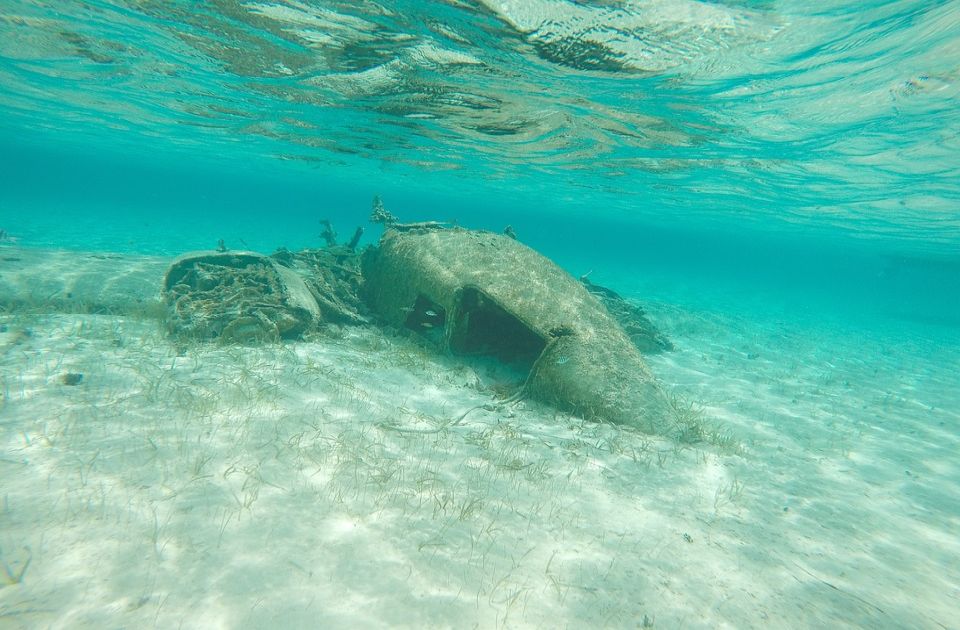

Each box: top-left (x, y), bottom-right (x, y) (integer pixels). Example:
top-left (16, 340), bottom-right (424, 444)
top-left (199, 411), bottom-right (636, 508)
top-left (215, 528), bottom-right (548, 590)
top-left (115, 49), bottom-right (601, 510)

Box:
top-left (362, 227), bottom-right (689, 439)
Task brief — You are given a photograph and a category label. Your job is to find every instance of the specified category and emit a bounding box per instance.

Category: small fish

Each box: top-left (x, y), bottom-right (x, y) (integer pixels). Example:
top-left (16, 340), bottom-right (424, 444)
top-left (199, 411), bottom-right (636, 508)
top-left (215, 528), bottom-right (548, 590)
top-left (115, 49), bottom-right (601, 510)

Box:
top-left (420, 322), bottom-right (434, 329)
top-left (424, 309), bottom-right (439, 318)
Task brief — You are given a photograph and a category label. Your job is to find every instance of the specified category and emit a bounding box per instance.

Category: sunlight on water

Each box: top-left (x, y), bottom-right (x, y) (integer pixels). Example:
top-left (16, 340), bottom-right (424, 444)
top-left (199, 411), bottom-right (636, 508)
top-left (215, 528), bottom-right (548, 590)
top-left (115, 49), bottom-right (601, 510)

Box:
top-left (1, 0), bottom-right (958, 249)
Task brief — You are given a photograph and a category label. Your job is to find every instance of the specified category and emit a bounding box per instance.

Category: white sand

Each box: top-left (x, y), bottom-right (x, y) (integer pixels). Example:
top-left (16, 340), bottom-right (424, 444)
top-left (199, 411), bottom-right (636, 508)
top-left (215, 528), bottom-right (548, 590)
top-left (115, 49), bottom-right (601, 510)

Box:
top-left (1, 287), bottom-right (958, 627)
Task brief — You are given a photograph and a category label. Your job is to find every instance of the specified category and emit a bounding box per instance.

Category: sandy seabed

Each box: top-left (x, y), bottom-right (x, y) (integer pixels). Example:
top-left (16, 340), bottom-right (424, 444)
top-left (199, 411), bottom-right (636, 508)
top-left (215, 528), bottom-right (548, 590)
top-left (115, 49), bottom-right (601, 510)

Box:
top-left (1, 283), bottom-right (958, 628)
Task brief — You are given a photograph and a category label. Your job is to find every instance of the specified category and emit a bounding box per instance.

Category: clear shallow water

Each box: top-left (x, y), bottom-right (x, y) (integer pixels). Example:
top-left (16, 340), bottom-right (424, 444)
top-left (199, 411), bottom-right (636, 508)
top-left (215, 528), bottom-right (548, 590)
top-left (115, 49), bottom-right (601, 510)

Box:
top-left (1, 3), bottom-right (960, 627)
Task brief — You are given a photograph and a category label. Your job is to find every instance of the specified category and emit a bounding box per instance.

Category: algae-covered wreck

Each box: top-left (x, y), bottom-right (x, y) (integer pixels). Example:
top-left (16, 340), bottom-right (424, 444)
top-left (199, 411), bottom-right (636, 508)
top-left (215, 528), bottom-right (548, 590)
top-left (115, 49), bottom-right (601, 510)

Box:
top-left (362, 227), bottom-right (682, 437)
top-left (163, 250), bottom-right (321, 343)
top-left (160, 221), bottom-right (687, 439)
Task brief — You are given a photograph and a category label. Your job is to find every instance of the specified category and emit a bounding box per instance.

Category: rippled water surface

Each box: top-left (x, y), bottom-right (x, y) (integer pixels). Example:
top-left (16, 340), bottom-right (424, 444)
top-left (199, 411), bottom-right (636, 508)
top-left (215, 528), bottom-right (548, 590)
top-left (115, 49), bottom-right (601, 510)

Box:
top-left (2, 0), bottom-right (959, 253)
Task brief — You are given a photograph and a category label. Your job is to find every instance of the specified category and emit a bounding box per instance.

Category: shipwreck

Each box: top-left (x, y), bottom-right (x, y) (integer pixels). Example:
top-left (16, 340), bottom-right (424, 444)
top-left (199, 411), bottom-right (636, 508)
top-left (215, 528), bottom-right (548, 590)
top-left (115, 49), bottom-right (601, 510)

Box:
top-left (155, 215), bottom-right (686, 438)
top-left (361, 227), bottom-right (682, 437)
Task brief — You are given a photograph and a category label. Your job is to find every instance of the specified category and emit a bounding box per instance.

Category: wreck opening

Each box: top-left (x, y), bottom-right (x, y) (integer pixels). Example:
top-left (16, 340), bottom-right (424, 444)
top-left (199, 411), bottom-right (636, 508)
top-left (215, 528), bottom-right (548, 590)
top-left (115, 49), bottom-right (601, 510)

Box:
top-left (403, 294), bottom-right (446, 345)
top-left (450, 287), bottom-right (547, 371)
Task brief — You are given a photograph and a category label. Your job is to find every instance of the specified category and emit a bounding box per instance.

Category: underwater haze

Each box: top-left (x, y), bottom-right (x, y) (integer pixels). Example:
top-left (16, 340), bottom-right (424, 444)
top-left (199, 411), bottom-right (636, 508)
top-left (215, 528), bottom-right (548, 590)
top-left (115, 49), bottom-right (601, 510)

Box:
top-left (1, 1), bottom-right (959, 628)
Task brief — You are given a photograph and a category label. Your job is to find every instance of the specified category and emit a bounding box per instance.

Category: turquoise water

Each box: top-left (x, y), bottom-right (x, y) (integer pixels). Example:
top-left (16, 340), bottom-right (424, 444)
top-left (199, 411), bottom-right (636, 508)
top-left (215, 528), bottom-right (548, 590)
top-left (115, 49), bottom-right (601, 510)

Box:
top-left (2, 0), bottom-right (959, 328)
top-left (1, 1), bottom-right (959, 627)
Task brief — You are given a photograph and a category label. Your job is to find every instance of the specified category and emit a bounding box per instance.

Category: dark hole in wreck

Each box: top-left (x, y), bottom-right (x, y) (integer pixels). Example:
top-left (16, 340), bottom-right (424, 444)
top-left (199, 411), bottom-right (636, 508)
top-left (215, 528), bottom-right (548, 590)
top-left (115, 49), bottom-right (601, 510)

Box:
top-left (403, 288), bottom-right (548, 378)
top-left (403, 294), bottom-right (447, 346)
top-left (449, 287), bottom-right (547, 370)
